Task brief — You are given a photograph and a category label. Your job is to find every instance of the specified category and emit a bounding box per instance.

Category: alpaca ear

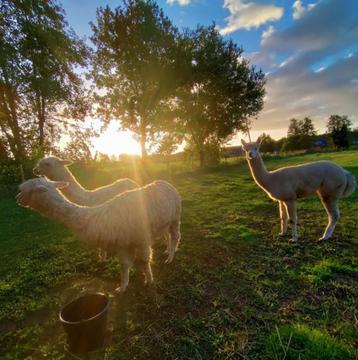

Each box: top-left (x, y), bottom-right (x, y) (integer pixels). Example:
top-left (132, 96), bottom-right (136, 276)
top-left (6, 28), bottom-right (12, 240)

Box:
top-left (61, 160), bottom-right (73, 166)
top-left (53, 181), bottom-right (69, 189)
top-left (256, 136), bottom-right (263, 146)
top-left (241, 139), bottom-right (247, 147)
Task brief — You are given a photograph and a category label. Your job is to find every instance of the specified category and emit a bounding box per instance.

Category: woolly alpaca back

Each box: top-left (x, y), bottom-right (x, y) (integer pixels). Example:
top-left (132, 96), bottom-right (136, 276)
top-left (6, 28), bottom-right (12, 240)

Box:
top-left (81, 180), bottom-right (181, 249)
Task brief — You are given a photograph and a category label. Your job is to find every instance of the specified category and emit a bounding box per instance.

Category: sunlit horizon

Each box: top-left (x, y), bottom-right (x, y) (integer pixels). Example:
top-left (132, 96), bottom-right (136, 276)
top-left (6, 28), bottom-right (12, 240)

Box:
top-left (90, 122), bottom-right (313, 156)
top-left (91, 122), bottom-right (141, 157)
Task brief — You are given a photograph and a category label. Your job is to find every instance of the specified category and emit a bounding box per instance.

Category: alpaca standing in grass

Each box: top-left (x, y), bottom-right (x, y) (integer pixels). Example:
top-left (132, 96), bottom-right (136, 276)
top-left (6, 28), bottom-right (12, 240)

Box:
top-left (17, 178), bottom-right (182, 292)
top-left (33, 157), bottom-right (139, 206)
top-left (34, 156), bottom-right (139, 261)
top-left (241, 136), bottom-right (356, 242)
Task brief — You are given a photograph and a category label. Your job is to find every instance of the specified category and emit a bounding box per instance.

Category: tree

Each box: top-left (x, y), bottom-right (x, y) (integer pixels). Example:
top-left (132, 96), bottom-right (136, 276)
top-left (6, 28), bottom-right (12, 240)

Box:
top-left (287, 117), bottom-right (316, 137)
top-left (287, 118), bottom-right (301, 137)
top-left (0, 0), bottom-right (89, 161)
top-left (259, 133), bottom-right (276, 153)
top-left (0, 135), bottom-right (9, 161)
top-left (281, 135), bottom-right (312, 152)
top-left (284, 117), bottom-right (316, 152)
top-left (90, 0), bottom-right (186, 160)
top-left (174, 25), bottom-right (265, 167)
top-left (327, 115), bottom-right (352, 149)
top-left (300, 117), bottom-right (316, 136)
top-left (56, 127), bottom-right (94, 162)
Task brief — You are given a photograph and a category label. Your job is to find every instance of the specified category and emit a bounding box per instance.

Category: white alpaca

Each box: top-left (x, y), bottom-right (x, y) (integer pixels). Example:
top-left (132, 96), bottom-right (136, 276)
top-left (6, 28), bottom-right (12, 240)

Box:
top-left (17, 178), bottom-right (182, 292)
top-left (241, 136), bottom-right (356, 242)
top-left (33, 157), bottom-right (138, 206)
top-left (34, 156), bottom-right (139, 261)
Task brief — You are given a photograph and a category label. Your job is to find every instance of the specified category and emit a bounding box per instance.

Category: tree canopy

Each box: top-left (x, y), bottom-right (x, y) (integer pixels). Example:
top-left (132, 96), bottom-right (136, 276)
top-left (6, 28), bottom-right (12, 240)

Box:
top-left (90, 0), bottom-right (187, 160)
top-left (0, 0), bottom-right (89, 163)
top-left (287, 117), bottom-right (316, 137)
top-left (173, 25), bottom-right (265, 166)
top-left (327, 115), bottom-right (352, 149)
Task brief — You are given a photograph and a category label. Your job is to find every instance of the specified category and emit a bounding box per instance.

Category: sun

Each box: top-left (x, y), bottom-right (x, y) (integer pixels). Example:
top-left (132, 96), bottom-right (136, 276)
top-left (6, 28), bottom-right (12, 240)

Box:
top-left (92, 122), bottom-right (141, 157)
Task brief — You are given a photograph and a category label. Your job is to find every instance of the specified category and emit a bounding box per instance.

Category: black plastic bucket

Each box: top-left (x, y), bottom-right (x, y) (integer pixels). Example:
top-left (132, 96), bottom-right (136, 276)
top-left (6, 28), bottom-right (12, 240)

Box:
top-left (59, 293), bottom-right (109, 353)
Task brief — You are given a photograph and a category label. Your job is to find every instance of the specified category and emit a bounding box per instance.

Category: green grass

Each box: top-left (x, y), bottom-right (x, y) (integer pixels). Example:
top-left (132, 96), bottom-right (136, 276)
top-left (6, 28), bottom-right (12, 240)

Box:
top-left (0, 150), bottom-right (357, 359)
top-left (266, 324), bottom-right (353, 360)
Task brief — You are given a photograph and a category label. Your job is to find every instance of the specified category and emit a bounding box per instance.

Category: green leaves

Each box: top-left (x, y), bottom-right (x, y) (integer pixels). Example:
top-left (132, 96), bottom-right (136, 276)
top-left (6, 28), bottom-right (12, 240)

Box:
top-left (174, 25), bottom-right (265, 166)
top-left (0, 0), bottom-right (90, 160)
top-left (90, 0), bottom-right (182, 158)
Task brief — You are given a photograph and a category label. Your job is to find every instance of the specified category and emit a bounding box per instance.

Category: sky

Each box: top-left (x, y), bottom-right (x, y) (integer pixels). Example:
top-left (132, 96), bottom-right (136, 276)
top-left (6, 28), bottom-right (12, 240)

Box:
top-left (60, 0), bottom-right (358, 153)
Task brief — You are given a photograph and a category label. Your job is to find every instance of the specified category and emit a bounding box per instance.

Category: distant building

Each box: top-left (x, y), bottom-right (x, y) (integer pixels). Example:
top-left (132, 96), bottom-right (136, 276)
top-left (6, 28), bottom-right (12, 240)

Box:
top-left (313, 138), bottom-right (328, 149)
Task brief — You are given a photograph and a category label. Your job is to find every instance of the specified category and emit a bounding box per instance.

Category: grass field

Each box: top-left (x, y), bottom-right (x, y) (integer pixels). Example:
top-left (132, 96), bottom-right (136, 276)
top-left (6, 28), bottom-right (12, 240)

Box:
top-left (0, 151), bottom-right (357, 359)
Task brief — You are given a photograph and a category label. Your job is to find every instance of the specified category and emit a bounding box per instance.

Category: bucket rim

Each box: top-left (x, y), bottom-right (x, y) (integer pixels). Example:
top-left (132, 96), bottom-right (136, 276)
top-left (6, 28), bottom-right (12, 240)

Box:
top-left (59, 292), bottom-right (109, 325)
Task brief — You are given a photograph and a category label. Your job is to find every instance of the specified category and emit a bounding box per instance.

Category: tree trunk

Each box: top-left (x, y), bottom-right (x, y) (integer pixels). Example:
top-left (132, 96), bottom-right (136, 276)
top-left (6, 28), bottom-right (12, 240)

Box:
top-left (37, 94), bottom-right (46, 156)
top-left (199, 147), bottom-right (205, 168)
top-left (0, 71), bottom-right (26, 161)
top-left (140, 124), bottom-right (147, 160)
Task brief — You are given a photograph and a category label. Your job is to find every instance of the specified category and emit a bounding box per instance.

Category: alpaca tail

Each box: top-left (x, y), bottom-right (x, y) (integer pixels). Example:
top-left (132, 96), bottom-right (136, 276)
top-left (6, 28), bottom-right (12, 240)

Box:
top-left (341, 171), bottom-right (357, 198)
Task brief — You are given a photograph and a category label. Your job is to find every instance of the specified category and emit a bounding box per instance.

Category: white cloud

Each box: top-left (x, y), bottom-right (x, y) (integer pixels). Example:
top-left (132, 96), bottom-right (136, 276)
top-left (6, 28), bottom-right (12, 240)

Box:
top-left (261, 25), bottom-right (276, 45)
top-left (314, 66), bottom-right (326, 72)
top-left (244, 0), bottom-right (358, 137)
top-left (166, 0), bottom-right (191, 6)
top-left (293, 0), bottom-right (317, 20)
top-left (220, 0), bottom-right (284, 35)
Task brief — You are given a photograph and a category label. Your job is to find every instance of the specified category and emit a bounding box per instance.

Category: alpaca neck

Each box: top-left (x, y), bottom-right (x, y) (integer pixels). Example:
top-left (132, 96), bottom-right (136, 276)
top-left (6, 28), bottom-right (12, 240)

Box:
top-left (247, 154), bottom-right (271, 189)
top-left (37, 192), bottom-right (89, 233)
top-left (60, 167), bottom-right (87, 200)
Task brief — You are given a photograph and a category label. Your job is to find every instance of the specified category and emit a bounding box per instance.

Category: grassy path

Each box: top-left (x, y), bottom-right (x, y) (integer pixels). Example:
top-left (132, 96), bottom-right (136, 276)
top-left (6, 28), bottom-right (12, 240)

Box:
top-left (0, 151), bottom-right (357, 359)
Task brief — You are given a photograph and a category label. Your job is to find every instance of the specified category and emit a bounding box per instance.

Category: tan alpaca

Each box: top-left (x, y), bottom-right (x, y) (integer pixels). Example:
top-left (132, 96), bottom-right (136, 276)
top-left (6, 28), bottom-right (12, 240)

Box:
top-left (241, 136), bottom-right (356, 242)
top-left (17, 178), bottom-right (182, 292)
top-left (33, 157), bottom-right (138, 206)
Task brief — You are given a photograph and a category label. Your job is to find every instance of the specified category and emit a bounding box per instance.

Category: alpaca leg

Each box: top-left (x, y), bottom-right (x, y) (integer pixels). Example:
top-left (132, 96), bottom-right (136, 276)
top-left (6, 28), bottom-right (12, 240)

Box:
top-left (164, 228), bottom-right (170, 254)
top-left (98, 248), bottom-right (107, 262)
top-left (284, 201), bottom-right (298, 242)
top-left (115, 247), bottom-right (135, 293)
top-left (279, 201), bottom-right (288, 236)
top-left (166, 221), bottom-right (181, 264)
top-left (320, 197), bottom-right (340, 241)
top-left (136, 245), bottom-right (153, 286)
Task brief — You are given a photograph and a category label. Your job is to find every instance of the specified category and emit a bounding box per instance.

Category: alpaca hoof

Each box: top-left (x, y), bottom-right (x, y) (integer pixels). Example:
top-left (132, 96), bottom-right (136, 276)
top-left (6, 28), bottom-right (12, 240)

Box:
top-left (165, 256), bottom-right (174, 264)
top-left (288, 238), bottom-right (298, 243)
top-left (317, 237), bottom-right (327, 243)
top-left (278, 232), bottom-right (287, 237)
top-left (115, 286), bottom-right (127, 293)
top-left (144, 279), bottom-right (154, 287)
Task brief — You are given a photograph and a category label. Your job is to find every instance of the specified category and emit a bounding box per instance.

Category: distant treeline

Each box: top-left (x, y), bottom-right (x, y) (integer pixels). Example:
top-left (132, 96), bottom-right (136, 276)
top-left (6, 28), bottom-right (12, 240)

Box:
top-left (225, 115), bottom-right (358, 157)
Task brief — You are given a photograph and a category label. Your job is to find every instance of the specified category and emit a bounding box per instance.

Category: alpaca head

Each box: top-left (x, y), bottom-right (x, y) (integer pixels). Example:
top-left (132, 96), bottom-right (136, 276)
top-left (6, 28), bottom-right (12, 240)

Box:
top-left (16, 177), bottom-right (69, 209)
top-left (33, 157), bottom-right (72, 181)
top-left (241, 136), bottom-right (263, 160)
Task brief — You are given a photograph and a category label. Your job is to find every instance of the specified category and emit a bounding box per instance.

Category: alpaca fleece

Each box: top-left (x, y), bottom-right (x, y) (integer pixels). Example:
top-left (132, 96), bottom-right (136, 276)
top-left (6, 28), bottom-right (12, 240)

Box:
top-left (34, 156), bottom-right (138, 206)
top-left (242, 136), bottom-right (356, 242)
top-left (17, 178), bottom-right (182, 292)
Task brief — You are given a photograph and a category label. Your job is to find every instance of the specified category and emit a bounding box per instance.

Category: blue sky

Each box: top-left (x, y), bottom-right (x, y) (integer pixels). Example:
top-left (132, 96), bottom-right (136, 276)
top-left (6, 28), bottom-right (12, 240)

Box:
top-left (61, 0), bottom-right (358, 146)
